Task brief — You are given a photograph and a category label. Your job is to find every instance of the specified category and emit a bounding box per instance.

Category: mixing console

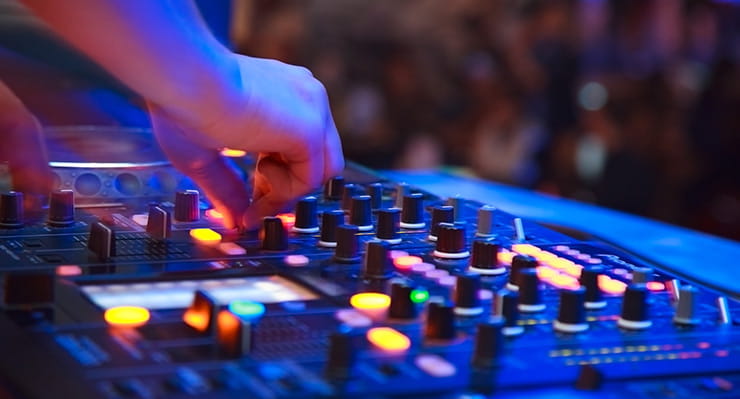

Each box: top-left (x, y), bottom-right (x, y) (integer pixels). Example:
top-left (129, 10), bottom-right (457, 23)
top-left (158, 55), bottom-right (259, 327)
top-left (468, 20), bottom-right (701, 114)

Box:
top-left (0, 161), bottom-right (738, 399)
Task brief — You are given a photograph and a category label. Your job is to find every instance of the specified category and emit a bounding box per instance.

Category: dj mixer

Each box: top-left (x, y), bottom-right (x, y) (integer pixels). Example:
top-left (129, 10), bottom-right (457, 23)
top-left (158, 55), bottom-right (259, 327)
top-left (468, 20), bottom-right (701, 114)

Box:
top-left (0, 151), bottom-right (739, 399)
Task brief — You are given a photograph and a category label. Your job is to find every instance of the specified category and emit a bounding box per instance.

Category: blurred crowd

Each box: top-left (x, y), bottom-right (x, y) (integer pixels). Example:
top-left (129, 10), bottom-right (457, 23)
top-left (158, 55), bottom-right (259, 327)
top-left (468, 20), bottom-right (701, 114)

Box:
top-left (236, 0), bottom-right (740, 240)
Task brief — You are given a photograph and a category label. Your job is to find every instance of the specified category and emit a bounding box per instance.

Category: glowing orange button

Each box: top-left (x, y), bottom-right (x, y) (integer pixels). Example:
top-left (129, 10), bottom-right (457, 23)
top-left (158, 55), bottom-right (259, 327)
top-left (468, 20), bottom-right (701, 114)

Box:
top-left (276, 213), bottom-right (296, 229)
top-left (598, 276), bottom-right (627, 295)
top-left (512, 244), bottom-right (541, 256)
top-left (394, 255), bottom-right (423, 270)
top-left (190, 228), bottom-right (222, 246)
top-left (367, 327), bottom-right (411, 352)
top-left (350, 292), bottom-right (391, 310)
top-left (646, 281), bottom-right (665, 291)
top-left (56, 265), bottom-right (82, 276)
top-left (104, 306), bottom-right (150, 327)
top-left (498, 251), bottom-right (515, 265)
top-left (536, 266), bottom-right (557, 279)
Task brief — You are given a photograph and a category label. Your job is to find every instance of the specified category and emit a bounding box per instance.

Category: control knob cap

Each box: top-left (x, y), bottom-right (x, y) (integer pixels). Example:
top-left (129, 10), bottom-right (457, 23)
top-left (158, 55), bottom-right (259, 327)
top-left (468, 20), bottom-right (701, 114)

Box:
top-left (324, 176), bottom-right (345, 201)
top-left (618, 284), bottom-right (652, 330)
top-left (388, 281), bottom-right (417, 320)
top-left (362, 240), bottom-right (393, 279)
top-left (375, 208), bottom-right (401, 244)
top-left (366, 182), bottom-right (383, 209)
top-left (476, 205), bottom-right (496, 237)
top-left (261, 216), bottom-right (288, 251)
top-left (469, 240), bottom-right (505, 275)
top-left (0, 191), bottom-right (24, 228)
top-left (334, 225), bottom-right (360, 263)
top-left (434, 223), bottom-right (469, 259)
top-left (293, 196), bottom-right (319, 233)
top-left (349, 195), bottom-right (373, 231)
top-left (507, 254), bottom-right (537, 290)
top-left (579, 266), bottom-right (607, 309)
top-left (495, 289), bottom-right (523, 336)
top-left (174, 190), bottom-right (200, 222)
top-left (425, 299), bottom-right (456, 340)
top-left (400, 193), bottom-right (425, 229)
top-left (428, 205), bottom-right (454, 241)
top-left (48, 190), bottom-right (75, 227)
top-left (554, 288), bottom-right (588, 333)
top-left (318, 210), bottom-right (344, 248)
top-left (517, 268), bottom-right (545, 313)
top-left (454, 271), bottom-right (483, 315)
top-left (673, 285), bottom-right (700, 325)
top-left (472, 316), bottom-right (505, 368)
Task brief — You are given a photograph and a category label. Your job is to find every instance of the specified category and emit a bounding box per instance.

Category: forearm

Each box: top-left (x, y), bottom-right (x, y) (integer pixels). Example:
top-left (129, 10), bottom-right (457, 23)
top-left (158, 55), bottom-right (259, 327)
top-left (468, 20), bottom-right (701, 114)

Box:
top-left (21, 0), bottom-right (240, 128)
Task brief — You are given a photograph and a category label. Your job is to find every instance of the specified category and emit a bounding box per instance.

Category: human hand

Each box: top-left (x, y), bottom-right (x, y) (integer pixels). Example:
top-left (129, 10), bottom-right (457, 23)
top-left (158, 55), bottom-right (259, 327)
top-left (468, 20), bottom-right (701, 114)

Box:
top-left (149, 54), bottom-right (344, 230)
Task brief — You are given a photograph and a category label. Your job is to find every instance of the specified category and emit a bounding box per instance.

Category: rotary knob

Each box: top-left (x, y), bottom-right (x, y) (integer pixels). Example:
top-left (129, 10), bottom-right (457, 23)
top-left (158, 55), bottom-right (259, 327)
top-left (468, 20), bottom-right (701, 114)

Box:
top-left (174, 190), bottom-right (200, 222)
top-left (48, 190), bottom-right (75, 227)
top-left (376, 208), bottom-right (401, 244)
top-left (394, 183), bottom-right (410, 209)
top-left (425, 299), bottom-right (456, 341)
top-left (324, 176), bottom-right (345, 201)
top-left (517, 268), bottom-right (545, 313)
top-left (476, 205), bottom-right (496, 237)
top-left (362, 240), bottom-right (393, 279)
top-left (428, 205), bottom-right (454, 241)
top-left (579, 266), bottom-right (607, 310)
top-left (433, 223), bottom-right (469, 259)
top-left (349, 195), bottom-right (373, 231)
top-left (0, 191), bottom-right (24, 228)
top-left (324, 328), bottom-right (356, 380)
top-left (366, 182), bottom-right (383, 209)
top-left (318, 210), bottom-right (344, 248)
top-left (469, 240), bottom-right (505, 275)
top-left (454, 271), bottom-right (483, 316)
top-left (495, 289), bottom-right (523, 336)
top-left (341, 183), bottom-right (361, 210)
top-left (554, 288), bottom-right (588, 333)
top-left (334, 225), bottom-right (360, 263)
top-left (673, 285), bottom-right (700, 326)
top-left (400, 193), bottom-right (425, 229)
top-left (506, 254), bottom-right (537, 291)
top-left (472, 316), bottom-right (505, 368)
top-left (293, 196), bottom-right (319, 233)
top-left (388, 281), bottom-right (417, 320)
top-left (617, 284), bottom-right (652, 330)
top-left (261, 216), bottom-right (288, 251)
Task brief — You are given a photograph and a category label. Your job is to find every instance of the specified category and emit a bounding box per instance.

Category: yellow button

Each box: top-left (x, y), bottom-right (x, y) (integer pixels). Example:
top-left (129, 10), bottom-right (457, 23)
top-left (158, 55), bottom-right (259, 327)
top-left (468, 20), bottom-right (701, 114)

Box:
top-left (104, 306), bottom-right (150, 327)
top-left (367, 327), bottom-right (411, 352)
top-left (190, 228), bottom-right (222, 246)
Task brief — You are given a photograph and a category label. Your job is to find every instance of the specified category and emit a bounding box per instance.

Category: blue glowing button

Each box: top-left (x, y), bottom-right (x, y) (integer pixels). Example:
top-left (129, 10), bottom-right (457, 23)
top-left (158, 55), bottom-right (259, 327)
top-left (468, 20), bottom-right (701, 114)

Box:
top-left (228, 300), bottom-right (265, 321)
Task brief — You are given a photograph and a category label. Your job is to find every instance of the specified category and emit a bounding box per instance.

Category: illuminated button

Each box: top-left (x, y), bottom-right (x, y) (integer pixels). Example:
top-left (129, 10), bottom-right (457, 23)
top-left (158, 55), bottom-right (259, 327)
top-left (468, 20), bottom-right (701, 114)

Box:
top-left (219, 242), bottom-right (246, 256)
top-left (415, 354), bottom-right (457, 378)
top-left (411, 262), bottom-right (435, 274)
top-left (394, 255), bottom-right (423, 271)
top-left (131, 213), bottom-right (149, 226)
top-left (646, 281), bottom-right (665, 292)
top-left (511, 243), bottom-right (541, 256)
top-left (220, 148), bottom-right (247, 157)
top-left (205, 209), bottom-right (224, 220)
top-left (104, 306), bottom-right (150, 327)
top-left (190, 228), bottom-right (221, 246)
top-left (276, 213), bottom-right (296, 230)
top-left (228, 300), bottom-right (265, 321)
top-left (548, 274), bottom-right (580, 290)
top-left (367, 327), bottom-right (411, 352)
top-left (56, 265), bottom-right (82, 276)
top-left (183, 290), bottom-right (217, 333)
top-left (598, 276), bottom-right (627, 295)
top-left (390, 250), bottom-right (409, 259)
top-left (410, 289), bottom-right (430, 304)
top-left (284, 254), bottom-right (310, 267)
top-left (498, 251), bottom-right (515, 265)
top-left (334, 309), bottom-right (373, 328)
top-left (536, 266), bottom-right (558, 279)
top-left (350, 292), bottom-right (390, 321)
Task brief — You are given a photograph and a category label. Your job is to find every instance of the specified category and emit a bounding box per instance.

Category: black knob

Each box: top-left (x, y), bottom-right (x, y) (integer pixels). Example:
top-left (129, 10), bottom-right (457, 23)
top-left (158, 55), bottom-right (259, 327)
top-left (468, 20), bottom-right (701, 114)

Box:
top-left (476, 205), bottom-right (496, 237)
top-left (146, 205), bottom-right (171, 240)
top-left (324, 176), bottom-right (345, 201)
top-left (434, 223), bottom-right (469, 259)
top-left (617, 284), bottom-right (652, 330)
top-left (517, 268), bottom-right (545, 313)
top-left (261, 216), bottom-right (288, 251)
top-left (554, 288), bottom-right (588, 333)
top-left (349, 195), bottom-right (373, 231)
top-left (673, 285), bottom-right (700, 325)
top-left (324, 328), bottom-right (356, 380)
top-left (631, 267), bottom-right (653, 284)
top-left (454, 272), bottom-right (483, 315)
top-left (425, 299), bottom-right (456, 340)
top-left (400, 193), bottom-right (425, 229)
top-left (469, 240), bottom-right (504, 275)
top-left (494, 290), bottom-right (523, 336)
top-left (362, 240), bottom-right (393, 279)
top-left (293, 196), bottom-right (319, 233)
top-left (174, 190), bottom-right (200, 222)
top-left (366, 183), bottom-right (383, 209)
top-left (334, 225), bottom-right (360, 263)
top-left (472, 316), bottom-right (505, 368)
top-left (388, 281), bottom-right (417, 320)
top-left (579, 266), bottom-right (606, 309)
top-left (376, 208), bottom-right (401, 244)
top-left (0, 191), bottom-right (24, 228)
top-left (341, 183), bottom-right (361, 210)
top-left (319, 210), bottom-right (344, 248)
top-left (507, 254), bottom-right (537, 290)
top-left (88, 221), bottom-right (116, 261)
top-left (428, 205), bottom-right (454, 241)
top-left (48, 189), bottom-right (75, 227)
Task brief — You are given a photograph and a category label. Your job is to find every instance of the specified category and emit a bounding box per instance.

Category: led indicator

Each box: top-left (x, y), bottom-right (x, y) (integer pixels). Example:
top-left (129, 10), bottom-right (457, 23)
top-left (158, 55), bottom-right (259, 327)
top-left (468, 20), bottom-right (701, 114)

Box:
top-left (410, 289), bottom-right (429, 303)
top-left (220, 148), bottom-right (247, 157)
top-left (104, 306), bottom-right (150, 327)
top-left (190, 228), bottom-right (222, 246)
top-left (350, 293), bottom-right (391, 310)
top-left (393, 255), bottom-right (423, 270)
top-left (183, 309), bottom-right (209, 331)
top-left (56, 265), bottom-right (82, 276)
top-left (367, 327), bottom-right (411, 352)
top-left (646, 281), bottom-right (665, 292)
top-left (228, 300), bottom-right (265, 321)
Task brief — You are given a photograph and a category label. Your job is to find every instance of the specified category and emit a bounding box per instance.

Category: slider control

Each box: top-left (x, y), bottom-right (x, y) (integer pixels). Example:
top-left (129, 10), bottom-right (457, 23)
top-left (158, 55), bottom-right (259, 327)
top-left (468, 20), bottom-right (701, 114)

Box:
top-left (88, 221), bottom-right (116, 261)
top-left (146, 205), bottom-right (171, 240)
top-left (324, 176), bottom-right (345, 201)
